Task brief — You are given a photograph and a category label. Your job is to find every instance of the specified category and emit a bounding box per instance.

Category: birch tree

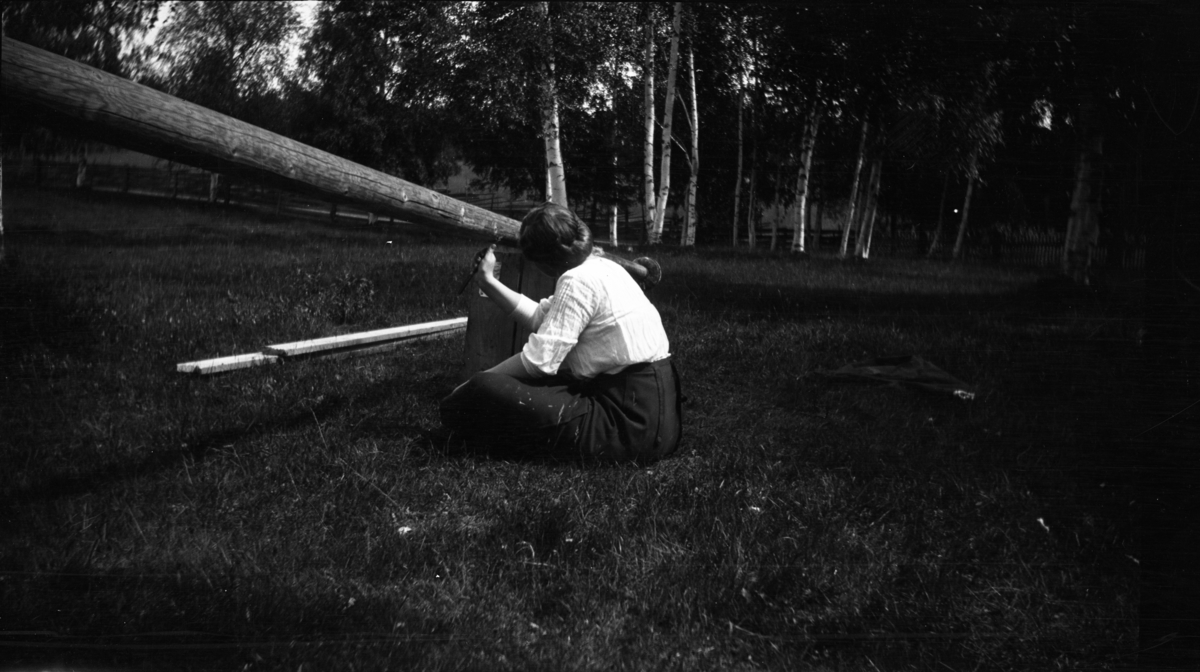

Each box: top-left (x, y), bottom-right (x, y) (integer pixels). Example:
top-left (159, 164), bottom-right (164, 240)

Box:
top-left (746, 135), bottom-right (759, 250)
top-left (838, 119), bottom-right (870, 258)
top-left (855, 157), bottom-right (884, 258)
top-left (649, 2), bottom-right (682, 244)
top-left (926, 172), bottom-right (950, 256)
top-left (942, 97), bottom-right (1002, 260)
top-left (680, 33), bottom-right (700, 247)
top-left (608, 66), bottom-right (621, 245)
top-left (731, 51), bottom-right (746, 247)
top-left (951, 151), bottom-right (979, 259)
top-left (1061, 95), bottom-right (1104, 281)
top-left (770, 160), bottom-right (784, 251)
top-left (789, 103), bottom-right (822, 253)
top-left (641, 7), bottom-right (657, 243)
top-left (449, 2), bottom-right (634, 205)
top-left (535, 2), bottom-right (567, 206)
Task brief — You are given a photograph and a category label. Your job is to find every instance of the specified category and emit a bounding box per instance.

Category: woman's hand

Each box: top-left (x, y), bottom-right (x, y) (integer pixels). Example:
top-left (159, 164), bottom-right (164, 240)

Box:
top-left (474, 244), bottom-right (498, 289)
top-left (472, 244), bottom-right (524, 316)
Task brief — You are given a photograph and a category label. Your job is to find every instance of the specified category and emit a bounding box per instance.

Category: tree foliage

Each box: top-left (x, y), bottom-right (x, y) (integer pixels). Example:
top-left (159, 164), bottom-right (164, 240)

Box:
top-left (295, 0), bottom-right (462, 183)
top-left (154, 1), bottom-right (301, 132)
top-left (1, 0), bottom-right (160, 77)
top-left (451, 1), bottom-right (642, 201)
top-left (7, 0), bottom-right (1196, 268)
top-left (2, 0), bottom-right (161, 154)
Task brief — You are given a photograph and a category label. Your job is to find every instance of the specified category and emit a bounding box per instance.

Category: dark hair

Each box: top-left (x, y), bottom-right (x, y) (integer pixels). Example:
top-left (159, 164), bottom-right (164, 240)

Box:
top-left (519, 202), bottom-right (593, 274)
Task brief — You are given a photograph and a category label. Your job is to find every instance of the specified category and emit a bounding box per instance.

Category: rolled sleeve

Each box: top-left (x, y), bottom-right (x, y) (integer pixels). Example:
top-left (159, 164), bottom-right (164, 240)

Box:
top-left (519, 275), bottom-right (595, 376)
top-left (518, 349), bottom-right (550, 377)
top-left (509, 295), bottom-right (551, 332)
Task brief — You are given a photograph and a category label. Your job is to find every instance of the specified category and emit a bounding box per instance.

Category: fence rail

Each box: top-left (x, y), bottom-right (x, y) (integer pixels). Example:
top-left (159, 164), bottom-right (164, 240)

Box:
top-left (5, 158), bottom-right (1145, 271)
top-left (4, 157), bottom-right (655, 243)
top-left (3, 157), bottom-right (525, 230)
top-left (740, 224), bottom-right (1145, 271)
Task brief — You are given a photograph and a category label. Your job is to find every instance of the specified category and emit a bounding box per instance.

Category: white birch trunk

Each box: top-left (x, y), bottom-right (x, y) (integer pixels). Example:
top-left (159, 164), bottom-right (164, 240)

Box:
top-left (839, 119), bottom-right (869, 258)
top-left (651, 2), bottom-right (682, 244)
top-left (609, 70), bottom-right (620, 246)
top-left (952, 153), bottom-right (978, 260)
top-left (790, 104), bottom-right (822, 253)
top-left (747, 140), bottom-right (758, 249)
top-left (642, 16), bottom-right (657, 244)
top-left (682, 38), bottom-right (699, 247)
top-left (732, 67), bottom-right (744, 247)
top-left (854, 158), bottom-right (881, 258)
top-left (813, 199), bottom-right (823, 250)
top-left (537, 2), bottom-right (567, 207)
top-left (769, 160), bottom-right (781, 251)
top-left (857, 158), bottom-right (883, 259)
top-left (927, 172), bottom-right (950, 256)
top-left (786, 166), bottom-right (801, 253)
top-left (1062, 133), bottom-right (1104, 282)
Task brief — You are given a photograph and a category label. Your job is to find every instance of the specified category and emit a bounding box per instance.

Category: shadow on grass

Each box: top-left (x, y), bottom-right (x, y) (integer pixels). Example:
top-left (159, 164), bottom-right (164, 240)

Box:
top-left (5, 224), bottom-right (451, 253)
top-left (1, 356), bottom-right (633, 516)
top-left (656, 263), bottom-right (1122, 322)
top-left (0, 568), bottom-right (460, 672)
top-left (5, 188), bottom-right (483, 250)
top-left (0, 258), bottom-right (104, 362)
top-left (0, 370), bottom-right (447, 513)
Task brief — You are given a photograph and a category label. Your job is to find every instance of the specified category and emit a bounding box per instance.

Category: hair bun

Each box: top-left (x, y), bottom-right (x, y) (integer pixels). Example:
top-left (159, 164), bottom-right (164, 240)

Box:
top-left (519, 203), bottom-right (593, 273)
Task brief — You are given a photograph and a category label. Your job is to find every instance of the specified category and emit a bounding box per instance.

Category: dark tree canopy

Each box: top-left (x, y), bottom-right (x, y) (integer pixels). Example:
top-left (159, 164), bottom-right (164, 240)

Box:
top-left (295, 0), bottom-right (463, 184)
top-left (5, 0), bottom-right (1197, 263)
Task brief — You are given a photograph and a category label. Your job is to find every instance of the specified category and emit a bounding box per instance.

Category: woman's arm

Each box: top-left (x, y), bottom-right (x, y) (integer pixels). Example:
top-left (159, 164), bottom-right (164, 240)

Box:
top-left (474, 246), bottom-right (524, 316)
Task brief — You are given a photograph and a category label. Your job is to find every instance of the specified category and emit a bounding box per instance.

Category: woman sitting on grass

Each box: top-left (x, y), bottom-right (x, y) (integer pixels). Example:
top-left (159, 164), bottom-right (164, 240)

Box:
top-left (439, 203), bottom-right (681, 463)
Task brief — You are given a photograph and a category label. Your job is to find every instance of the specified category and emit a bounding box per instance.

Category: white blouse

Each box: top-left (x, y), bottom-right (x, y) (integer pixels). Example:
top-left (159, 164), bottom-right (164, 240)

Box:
top-left (509, 256), bottom-right (670, 379)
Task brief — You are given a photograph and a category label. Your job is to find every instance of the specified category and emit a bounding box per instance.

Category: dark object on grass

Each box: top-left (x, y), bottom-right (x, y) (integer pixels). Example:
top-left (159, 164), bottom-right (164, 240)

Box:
top-left (586, 248), bottom-right (661, 292)
top-left (630, 255), bottom-right (663, 292)
top-left (827, 355), bottom-right (975, 399)
top-left (458, 244), bottom-right (496, 295)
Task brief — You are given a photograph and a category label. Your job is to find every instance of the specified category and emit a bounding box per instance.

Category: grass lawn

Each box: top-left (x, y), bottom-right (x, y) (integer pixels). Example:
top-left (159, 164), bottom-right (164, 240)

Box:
top-left (1, 188), bottom-right (1142, 670)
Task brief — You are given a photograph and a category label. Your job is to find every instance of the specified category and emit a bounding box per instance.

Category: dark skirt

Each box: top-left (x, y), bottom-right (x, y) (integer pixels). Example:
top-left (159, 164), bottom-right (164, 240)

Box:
top-left (440, 357), bottom-right (682, 463)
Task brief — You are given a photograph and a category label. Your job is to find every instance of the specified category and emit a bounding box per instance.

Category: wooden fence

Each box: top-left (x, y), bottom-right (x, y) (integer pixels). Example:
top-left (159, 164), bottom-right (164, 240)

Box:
top-left (741, 222), bottom-right (1146, 271)
top-left (4, 156), bottom-right (444, 227)
top-left (5, 157), bottom-right (1145, 272)
top-left (3, 156), bottom-right (653, 242)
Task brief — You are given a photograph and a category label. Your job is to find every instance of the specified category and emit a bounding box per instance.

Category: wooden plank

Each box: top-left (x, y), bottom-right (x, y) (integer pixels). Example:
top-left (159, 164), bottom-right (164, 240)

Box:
top-left (317, 326), bottom-right (464, 361)
top-left (178, 319), bottom-right (465, 375)
top-left (177, 352), bottom-right (279, 375)
top-left (264, 317), bottom-right (467, 357)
